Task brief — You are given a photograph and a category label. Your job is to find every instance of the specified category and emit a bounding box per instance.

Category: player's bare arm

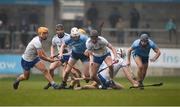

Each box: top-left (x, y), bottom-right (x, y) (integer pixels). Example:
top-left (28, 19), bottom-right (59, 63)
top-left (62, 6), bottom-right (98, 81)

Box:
top-left (107, 43), bottom-right (118, 61)
top-left (150, 48), bottom-right (161, 62)
top-left (37, 49), bottom-right (54, 63)
top-left (50, 45), bottom-right (56, 58)
top-left (58, 43), bottom-right (66, 58)
top-left (127, 47), bottom-right (133, 66)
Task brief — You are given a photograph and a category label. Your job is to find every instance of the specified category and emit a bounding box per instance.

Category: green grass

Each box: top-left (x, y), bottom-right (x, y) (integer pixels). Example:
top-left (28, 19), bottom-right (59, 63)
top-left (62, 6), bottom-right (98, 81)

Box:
top-left (0, 75), bottom-right (180, 106)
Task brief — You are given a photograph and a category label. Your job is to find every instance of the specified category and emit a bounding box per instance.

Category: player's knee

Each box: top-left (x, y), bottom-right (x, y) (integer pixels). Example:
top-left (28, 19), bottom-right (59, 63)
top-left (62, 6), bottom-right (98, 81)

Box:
top-left (90, 75), bottom-right (96, 80)
top-left (26, 76), bottom-right (30, 80)
top-left (49, 68), bottom-right (54, 73)
top-left (42, 69), bottom-right (49, 74)
top-left (109, 65), bottom-right (113, 71)
top-left (138, 65), bottom-right (143, 71)
top-left (90, 76), bottom-right (94, 80)
top-left (23, 75), bottom-right (29, 80)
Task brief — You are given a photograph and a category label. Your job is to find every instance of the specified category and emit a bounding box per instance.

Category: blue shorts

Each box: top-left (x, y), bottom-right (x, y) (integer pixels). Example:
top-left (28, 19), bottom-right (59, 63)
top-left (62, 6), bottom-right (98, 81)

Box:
top-left (93, 53), bottom-right (111, 65)
top-left (60, 54), bottom-right (70, 63)
top-left (97, 73), bottom-right (110, 89)
top-left (71, 51), bottom-right (89, 62)
top-left (21, 57), bottom-right (40, 71)
top-left (133, 54), bottom-right (149, 64)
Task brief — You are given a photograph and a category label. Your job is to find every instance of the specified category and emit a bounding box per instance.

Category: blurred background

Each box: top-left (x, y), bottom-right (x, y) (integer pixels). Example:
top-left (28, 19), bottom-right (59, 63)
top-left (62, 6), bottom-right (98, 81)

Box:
top-left (0, 0), bottom-right (180, 77)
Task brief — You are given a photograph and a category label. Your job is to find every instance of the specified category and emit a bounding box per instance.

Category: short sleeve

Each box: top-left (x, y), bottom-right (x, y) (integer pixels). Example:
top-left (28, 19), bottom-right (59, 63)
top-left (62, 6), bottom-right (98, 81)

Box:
top-left (99, 36), bottom-right (109, 46)
top-left (34, 39), bottom-right (42, 50)
top-left (131, 39), bottom-right (141, 50)
top-left (51, 37), bottom-right (56, 46)
top-left (149, 40), bottom-right (158, 49)
top-left (86, 38), bottom-right (92, 50)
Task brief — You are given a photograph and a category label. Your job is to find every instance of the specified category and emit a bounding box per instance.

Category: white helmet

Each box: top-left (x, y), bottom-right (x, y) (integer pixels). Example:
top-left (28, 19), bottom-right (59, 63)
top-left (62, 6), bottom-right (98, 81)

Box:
top-left (71, 27), bottom-right (80, 37)
top-left (116, 48), bottom-right (126, 58)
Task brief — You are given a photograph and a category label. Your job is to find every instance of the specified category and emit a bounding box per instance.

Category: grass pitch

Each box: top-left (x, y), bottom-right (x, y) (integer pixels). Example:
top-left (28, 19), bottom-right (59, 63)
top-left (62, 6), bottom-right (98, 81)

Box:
top-left (0, 75), bottom-right (180, 106)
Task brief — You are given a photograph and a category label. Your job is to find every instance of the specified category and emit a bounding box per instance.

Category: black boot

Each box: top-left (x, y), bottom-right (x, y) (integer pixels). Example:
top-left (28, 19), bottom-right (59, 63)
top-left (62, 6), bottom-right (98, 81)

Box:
top-left (44, 82), bottom-right (51, 90)
top-left (138, 81), bottom-right (144, 90)
top-left (13, 80), bottom-right (20, 90)
top-left (59, 81), bottom-right (67, 89)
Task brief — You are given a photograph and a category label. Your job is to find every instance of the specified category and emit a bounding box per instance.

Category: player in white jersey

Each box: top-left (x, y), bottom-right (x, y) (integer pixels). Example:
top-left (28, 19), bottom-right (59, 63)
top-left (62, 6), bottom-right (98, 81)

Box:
top-left (75, 48), bottom-right (139, 90)
top-left (85, 30), bottom-right (118, 86)
top-left (13, 27), bottom-right (60, 90)
top-left (44, 24), bottom-right (81, 89)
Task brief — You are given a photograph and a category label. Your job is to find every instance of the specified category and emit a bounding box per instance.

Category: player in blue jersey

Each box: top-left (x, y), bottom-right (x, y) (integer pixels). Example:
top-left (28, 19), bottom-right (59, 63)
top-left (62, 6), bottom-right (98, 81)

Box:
top-left (58, 27), bottom-right (90, 88)
top-left (43, 24), bottom-right (81, 89)
top-left (127, 33), bottom-right (161, 88)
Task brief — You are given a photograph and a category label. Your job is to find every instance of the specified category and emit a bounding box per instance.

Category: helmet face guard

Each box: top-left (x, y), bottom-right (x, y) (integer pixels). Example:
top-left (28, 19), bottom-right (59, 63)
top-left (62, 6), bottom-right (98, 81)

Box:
top-left (140, 34), bottom-right (149, 42)
top-left (70, 27), bottom-right (80, 38)
top-left (139, 33), bottom-right (149, 46)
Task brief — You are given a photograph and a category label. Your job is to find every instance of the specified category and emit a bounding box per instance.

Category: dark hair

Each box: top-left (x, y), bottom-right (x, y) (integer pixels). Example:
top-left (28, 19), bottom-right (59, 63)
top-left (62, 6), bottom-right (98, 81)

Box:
top-left (90, 30), bottom-right (98, 37)
top-left (56, 24), bottom-right (64, 30)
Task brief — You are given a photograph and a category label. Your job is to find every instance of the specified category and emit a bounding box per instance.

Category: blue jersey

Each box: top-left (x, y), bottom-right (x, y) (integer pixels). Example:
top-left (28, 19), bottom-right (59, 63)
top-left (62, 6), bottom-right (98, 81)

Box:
top-left (131, 39), bottom-right (157, 57)
top-left (64, 35), bottom-right (88, 54)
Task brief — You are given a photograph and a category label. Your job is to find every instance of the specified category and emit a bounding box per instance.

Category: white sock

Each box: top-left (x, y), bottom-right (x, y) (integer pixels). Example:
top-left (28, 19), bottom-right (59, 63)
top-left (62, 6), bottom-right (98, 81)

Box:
top-left (50, 81), bottom-right (55, 85)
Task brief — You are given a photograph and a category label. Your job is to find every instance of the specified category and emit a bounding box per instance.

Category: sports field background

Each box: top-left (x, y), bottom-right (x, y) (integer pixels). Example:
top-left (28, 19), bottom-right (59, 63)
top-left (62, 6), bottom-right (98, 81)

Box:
top-left (0, 0), bottom-right (180, 106)
top-left (0, 75), bottom-right (180, 106)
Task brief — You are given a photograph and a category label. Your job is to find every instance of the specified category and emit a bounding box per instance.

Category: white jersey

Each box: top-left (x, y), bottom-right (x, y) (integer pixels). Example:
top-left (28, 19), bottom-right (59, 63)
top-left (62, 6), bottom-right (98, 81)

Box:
top-left (22, 36), bottom-right (42, 62)
top-left (86, 36), bottom-right (110, 57)
top-left (51, 33), bottom-right (71, 55)
top-left (99, 57), bottom-right (127, 80)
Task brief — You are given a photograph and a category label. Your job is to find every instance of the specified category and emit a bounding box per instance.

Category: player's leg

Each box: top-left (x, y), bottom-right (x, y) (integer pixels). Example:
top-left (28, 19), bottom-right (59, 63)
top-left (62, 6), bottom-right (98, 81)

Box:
top-left (67, 68), bottom-right (81, 89)
top-left (35, 61), bottom-right (59, 89)
top-left (13, 70), bottom-right (30, 90)
top-left (73, 66), bottom-right (82, 77)
top-left (49, 61), bottom-right (62, 77)
top-left (142, 63), bottom-right (148, 82)
top-left (81, 61), bottom-right (91, 83)
top-left (13, 57), bottom-right (36, 90)
top-left (134, 56), bottom-right (143, 81)
top-left (60, 58), bottom-right (77, 88)
top-left (82, 81), bottom-right (98, 89)
top-left (111, 81), bottom-right (124, 89)
top-left (90, 62), bottom-right (101, 85)
top-left (44, 61), bottom-right (62, 89)
top-left (74, 81), bottom-right (98, 90)
top-left (138, 57), bottom-right (149, 88)
top-left (134, 56), bottom-right (144, 88)
top-left (122, 66), bottom-right (139, 87)
top-left (104, 56), bottom-right (114, 79)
